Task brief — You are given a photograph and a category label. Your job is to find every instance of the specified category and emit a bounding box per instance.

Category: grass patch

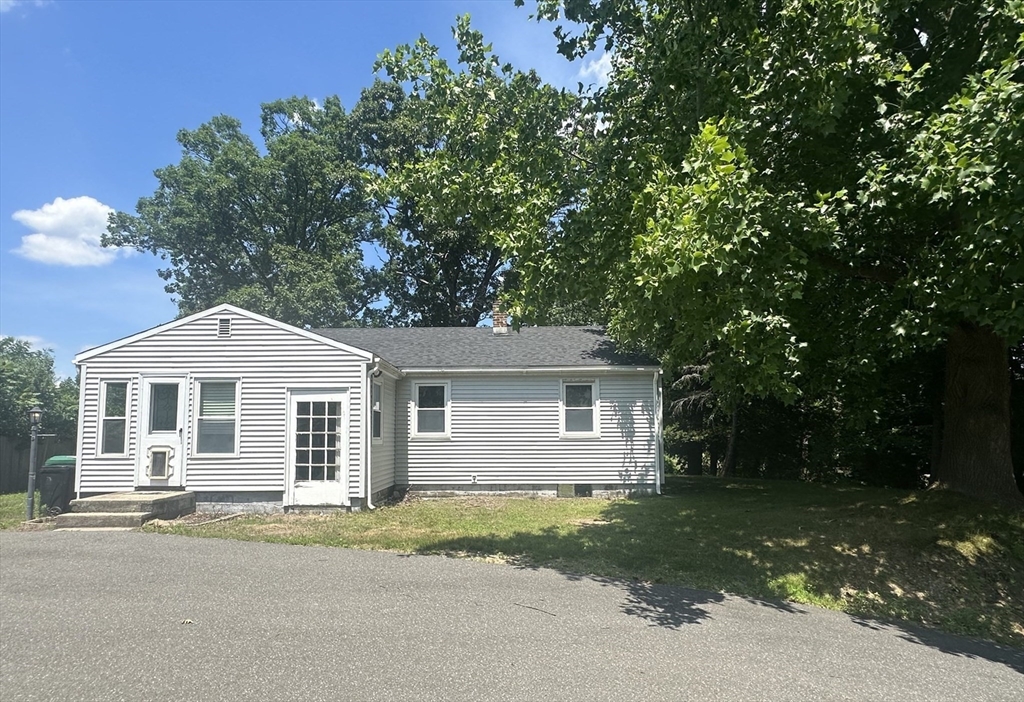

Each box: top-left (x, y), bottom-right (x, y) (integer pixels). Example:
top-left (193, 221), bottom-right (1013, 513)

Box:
top-left (0, 492), bottom-right (41, 530)
top-left (148, 477), bottom-right (1024, 647)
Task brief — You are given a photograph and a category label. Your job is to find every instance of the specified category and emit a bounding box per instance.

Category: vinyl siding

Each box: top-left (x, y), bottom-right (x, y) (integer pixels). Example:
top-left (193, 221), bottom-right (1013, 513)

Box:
top-left (77, 311), bottom-right (368, 500)
top-left (370, 374), bottom-right (397, 495)
top-left (395, 373), bottom-right (658, 486)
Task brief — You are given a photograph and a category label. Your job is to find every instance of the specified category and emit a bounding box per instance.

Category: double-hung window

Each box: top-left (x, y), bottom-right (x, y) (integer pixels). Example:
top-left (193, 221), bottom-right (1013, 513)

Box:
top-left (371, 382), bottom-right (383, 442)
top-left (196, 380), bottom-right (238, 454)
top-left (562, 381), bottom-right (599, 437)
top-left (100, 381), bottom-right (128, 455)
top-left (413, 382), bottom-right (449, 438)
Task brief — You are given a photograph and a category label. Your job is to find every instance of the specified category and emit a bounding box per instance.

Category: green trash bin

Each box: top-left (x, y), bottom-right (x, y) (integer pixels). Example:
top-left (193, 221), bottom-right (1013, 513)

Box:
top-left (40, 455), bottom-right (76, 516)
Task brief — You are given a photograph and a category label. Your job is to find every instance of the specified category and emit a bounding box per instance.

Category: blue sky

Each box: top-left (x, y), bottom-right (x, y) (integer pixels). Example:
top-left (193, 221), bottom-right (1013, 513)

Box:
top-left (0, 0), bottom-right (608, 377)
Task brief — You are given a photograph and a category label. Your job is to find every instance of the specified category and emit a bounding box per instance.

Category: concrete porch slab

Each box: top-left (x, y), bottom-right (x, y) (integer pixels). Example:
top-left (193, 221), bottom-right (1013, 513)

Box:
top-left (56, 491), bottom-right (196, 529)
top-left (55, 512), bottom-right (154, 529)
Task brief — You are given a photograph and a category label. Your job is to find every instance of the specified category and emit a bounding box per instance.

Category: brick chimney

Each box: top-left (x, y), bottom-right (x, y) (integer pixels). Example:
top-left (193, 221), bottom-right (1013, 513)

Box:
top-left (492, 302), bottom-right (508, 335)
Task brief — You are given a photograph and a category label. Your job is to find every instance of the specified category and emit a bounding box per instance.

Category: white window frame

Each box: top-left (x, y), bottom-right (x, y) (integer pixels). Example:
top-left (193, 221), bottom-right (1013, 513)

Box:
top-left (192, 378), bottom-right (241, 457)
top-left (98, 379), bottom-right (131, 457)
top-left (371, 381), bottom-right (383, 444)
top-left (560, 379), bottom-right (600, 439)
top-left (411, 380), bottom-right (450, 439)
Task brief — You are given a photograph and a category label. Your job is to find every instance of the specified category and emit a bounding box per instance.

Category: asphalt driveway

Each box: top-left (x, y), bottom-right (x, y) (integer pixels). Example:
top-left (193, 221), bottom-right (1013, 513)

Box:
top-left (0, 531), bottom-right (1020, 701)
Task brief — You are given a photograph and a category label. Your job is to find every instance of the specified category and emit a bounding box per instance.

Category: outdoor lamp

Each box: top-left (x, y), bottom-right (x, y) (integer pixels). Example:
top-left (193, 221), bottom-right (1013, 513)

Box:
top-left (26, 406), bottom-right (44, 521)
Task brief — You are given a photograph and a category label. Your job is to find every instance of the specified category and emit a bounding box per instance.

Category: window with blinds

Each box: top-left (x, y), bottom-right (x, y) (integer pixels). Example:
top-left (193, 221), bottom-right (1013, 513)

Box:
top-left (197, 380), bottom-right (237, 454)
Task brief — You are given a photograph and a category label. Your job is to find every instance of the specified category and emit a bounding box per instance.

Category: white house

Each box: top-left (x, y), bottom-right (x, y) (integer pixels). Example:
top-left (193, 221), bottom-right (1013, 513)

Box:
top-left (73, 304), bottom-right (663, 511)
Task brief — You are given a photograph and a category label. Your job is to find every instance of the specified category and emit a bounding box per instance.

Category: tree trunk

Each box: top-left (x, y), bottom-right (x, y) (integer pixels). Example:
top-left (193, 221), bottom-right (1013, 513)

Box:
top-left (935, 323), bottom-right (1023, 507)
top-left (685, 441), bottom-right (704, 475)
top-left (929, 368), bottom-right (944, 478)
top-left (718, 408), bottom-right (739, 477)
top-left (709, 442), bottom-right (720, 477)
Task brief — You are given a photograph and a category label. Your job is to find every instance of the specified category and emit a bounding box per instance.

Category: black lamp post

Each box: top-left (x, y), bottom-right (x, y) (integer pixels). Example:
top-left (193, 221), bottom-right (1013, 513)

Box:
top-left (26, 407), bottom-right (43, 521)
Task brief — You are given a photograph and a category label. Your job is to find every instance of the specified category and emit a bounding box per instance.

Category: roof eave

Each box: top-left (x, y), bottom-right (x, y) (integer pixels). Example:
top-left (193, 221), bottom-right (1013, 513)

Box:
top-left (399, 365), bottom-right (661, 374)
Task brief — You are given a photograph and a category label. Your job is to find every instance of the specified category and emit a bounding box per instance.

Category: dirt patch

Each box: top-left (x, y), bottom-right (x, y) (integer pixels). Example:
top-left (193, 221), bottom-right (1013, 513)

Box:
top-left (151, 512), bottom-right (250, 528)
top-left (16, 518), bottom-right (56, 531)
top-left (569, 518), bottom-right (612, 527)
top-left (176, 512), bottom-right (230, 525)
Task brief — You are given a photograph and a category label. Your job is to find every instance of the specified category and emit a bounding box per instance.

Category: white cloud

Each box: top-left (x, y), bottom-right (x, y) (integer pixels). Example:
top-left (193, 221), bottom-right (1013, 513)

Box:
top-left (0, 0), bottom-right (50, 14)
top-left (11, 196), bottom-right (121, 267)
top-left (17, 335), bottom-right (55, 350)
top-left (578, 52), bottom-right (613, 88)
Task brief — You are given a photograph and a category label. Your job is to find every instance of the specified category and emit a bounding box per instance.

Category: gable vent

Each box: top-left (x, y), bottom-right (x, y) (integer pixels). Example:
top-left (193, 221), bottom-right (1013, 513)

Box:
top-left (217, 318), bottom-right (232, 338)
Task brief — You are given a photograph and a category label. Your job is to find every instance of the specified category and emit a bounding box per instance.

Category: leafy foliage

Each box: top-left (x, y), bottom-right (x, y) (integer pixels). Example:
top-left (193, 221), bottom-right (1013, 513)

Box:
top-left (106, 97), bottom-right (379, 327)
top-left (353, 79), bottom-right (506, 326)
top-left (0, 338), bottom-right (78, 442)
top-left (512, 0), bottom-right (1024, 501)
top-left (517, 0), bottom-right (1023, 386)
top-left (374, 16), bottom-right (592, 325)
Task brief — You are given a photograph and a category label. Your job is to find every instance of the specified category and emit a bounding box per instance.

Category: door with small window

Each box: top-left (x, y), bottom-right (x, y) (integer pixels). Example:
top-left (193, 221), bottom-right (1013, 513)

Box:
top-left (136, 376), bottom-right (187, 488)
top-left (287, 390), bottom-right (348, 506)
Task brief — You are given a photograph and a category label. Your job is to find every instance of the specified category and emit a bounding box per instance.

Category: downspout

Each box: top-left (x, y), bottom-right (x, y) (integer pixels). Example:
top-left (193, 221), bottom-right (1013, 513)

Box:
top-left (363, 360), bottom-right (382, 510)
top-left (654, 369), bottom-right (664, 495)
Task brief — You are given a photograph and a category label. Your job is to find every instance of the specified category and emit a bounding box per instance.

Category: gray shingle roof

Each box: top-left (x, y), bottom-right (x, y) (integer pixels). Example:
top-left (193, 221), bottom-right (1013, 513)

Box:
top-left (311, 326), bottom-right (658, 370)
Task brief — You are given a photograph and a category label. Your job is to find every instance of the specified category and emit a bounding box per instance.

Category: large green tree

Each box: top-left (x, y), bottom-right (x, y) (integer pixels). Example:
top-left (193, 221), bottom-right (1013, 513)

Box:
top-left (0, 338), bottom-right (78, 442)
top-left (373, 16), bottom-right (592, 326)
top-left (352, 79), bottom-right (506, 327)
top-left (106, 97), bottom-right (379, 328)
top-left (508, 0), bottom-right (1024, 504)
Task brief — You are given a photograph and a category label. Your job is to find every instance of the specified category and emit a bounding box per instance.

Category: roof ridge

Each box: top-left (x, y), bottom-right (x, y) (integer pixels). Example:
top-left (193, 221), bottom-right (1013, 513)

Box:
top-left (312, 325), bottom-right (606, 332)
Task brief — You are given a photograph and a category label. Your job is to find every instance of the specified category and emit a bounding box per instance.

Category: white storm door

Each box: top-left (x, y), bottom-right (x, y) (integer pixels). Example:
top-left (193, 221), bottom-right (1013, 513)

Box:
top-left (288, 391), bottom-right (348, 506)
top-left (137, 376), bottom-right (187, 488)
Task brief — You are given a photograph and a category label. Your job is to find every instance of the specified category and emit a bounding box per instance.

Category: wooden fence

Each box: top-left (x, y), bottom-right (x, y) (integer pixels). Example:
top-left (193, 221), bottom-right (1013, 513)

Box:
top-left (0, 435), bottom-right (77, 494)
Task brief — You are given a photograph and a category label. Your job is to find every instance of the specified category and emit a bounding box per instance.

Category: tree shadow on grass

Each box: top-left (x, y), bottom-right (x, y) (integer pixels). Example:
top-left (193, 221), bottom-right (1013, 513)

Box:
top-left (426, 523), bottom-right (803, 631)
top-left (409, 477), bottom-right (1024, 671)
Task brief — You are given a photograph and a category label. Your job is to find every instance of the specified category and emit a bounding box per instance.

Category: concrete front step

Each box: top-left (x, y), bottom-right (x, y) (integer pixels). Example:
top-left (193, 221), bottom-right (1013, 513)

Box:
top-left (55, 512), bottom-right (154, 529)
top-left (69, 491), bottom-right (195, 519)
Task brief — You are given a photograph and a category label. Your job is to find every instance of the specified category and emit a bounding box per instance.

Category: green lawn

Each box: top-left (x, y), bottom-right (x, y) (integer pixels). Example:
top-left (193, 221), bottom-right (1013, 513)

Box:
top-left (144, 477), bottom-right (1024, 647)
top-left (0, 492), bottom-right (43, 530)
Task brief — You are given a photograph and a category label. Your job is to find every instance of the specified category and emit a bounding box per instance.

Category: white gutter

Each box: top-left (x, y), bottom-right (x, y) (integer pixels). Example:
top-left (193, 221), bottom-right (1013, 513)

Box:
top-left (375, 360), bottom-right (404, 380)
top-left (364, 362), bottom-right (387, 511)
top-left (401, 366), bottom-right (660, 375)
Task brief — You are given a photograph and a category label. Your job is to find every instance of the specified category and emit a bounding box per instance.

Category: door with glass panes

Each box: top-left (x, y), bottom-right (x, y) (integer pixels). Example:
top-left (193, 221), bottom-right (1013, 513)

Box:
top-left (287, 390), bottom-right (348, 506)
top-left (137, 376), bottom-right (187, 488)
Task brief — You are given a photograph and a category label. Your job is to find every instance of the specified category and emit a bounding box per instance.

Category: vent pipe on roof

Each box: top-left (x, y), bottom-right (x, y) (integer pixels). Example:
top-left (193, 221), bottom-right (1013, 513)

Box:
top-left (492, 303), bottom-right (508, 335)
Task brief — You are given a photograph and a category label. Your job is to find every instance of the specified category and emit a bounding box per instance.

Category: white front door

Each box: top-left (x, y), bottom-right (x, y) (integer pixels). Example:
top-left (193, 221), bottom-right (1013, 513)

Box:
top-left (137, 376), bottom-right (187, 489)
top-left (287, 390), bottom-right (348, 506)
